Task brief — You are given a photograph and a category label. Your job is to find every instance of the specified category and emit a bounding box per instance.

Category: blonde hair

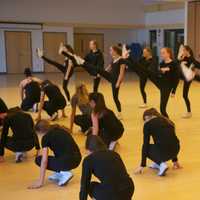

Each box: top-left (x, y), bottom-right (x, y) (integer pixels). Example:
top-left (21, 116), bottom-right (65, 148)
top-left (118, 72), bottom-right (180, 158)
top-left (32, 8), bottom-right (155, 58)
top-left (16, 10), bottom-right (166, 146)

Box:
top-left (75, 83), bottom-right (89, 105)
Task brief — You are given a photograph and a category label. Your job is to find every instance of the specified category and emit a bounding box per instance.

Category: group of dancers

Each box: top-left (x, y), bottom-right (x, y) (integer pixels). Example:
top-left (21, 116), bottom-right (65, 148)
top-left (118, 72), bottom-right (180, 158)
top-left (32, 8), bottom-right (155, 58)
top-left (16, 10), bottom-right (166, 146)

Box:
top-left (0, 39), bottom-right (200, 200)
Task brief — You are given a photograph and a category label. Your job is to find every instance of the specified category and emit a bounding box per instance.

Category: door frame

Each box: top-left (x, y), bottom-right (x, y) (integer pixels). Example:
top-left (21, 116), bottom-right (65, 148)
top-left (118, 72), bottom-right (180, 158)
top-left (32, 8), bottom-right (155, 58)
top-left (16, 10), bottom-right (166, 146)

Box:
top-left (4, 30), bottom-right (33, 74)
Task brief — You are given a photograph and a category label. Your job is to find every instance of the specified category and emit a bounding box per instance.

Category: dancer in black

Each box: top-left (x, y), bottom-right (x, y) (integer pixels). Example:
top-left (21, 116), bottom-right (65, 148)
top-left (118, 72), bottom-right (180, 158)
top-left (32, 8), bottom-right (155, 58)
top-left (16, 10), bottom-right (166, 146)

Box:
top-left (60, 44), bottom-right (126, 119)
top-left (178, 45), bottom-right (200, 118)
top-left (85, 40), bottom-right (104, 92)
top-left (70, 84), bottom-right (92, 134)
top-left (0, 98), bottom-right (8, 126)
top-left (89, 93), bottom-right (124, 150)
top-left (36, 80), bottom-right (66, 121)
top-left (19, 68), bottom-right (41, 112)
top-left (126, 47), bottom-right (178, 118)
top-left (37, 45), bottom-right (75, 102)
top-left (0, 107), bottom-right (40, 163)
top-left (28, 120), bottom-right (81, 189)
top-left (80, 135), bottom-right (134, 200)
top-left (135, 108), bottom-right (181, 176)
top-left (135, 48), bottom-right (158, 108)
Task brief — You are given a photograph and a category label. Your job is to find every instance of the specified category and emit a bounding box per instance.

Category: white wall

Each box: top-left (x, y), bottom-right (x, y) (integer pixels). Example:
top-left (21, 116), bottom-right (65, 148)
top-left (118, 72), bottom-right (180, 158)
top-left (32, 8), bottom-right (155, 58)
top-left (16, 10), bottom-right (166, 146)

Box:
top-left (145, 9), bottom-right (185, 27)
top-left (0, 24), bottom-right (74, 73)
top-left (0, 0), bottom-right (144, 26)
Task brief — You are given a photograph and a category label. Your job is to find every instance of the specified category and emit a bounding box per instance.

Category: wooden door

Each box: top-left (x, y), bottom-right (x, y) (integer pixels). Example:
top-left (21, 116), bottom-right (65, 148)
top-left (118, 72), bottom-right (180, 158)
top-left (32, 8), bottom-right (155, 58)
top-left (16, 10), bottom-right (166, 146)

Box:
top-left (5, 31), bottom-right (32, 74)
top-left (74, 33), bottom-right (104, 58)
top-left (43, 32), bottom-right (67, 72)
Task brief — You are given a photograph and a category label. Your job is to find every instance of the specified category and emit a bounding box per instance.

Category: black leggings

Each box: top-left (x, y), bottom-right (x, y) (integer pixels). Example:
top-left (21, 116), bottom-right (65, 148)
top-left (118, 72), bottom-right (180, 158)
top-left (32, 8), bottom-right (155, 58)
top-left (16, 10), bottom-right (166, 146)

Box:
top-left (63, 79), bottom-right (70, 101)
top-left (146, 144), bottom-right (180, 165)
top-left (89, 180), bottom-right (134, 200)
top-left (3, 136), bottom-right (35, 153)
top-left (97, 70), bottom-right (121, 112)
top-left (139, 76), bottom-right (148, 104)
top-left (183, 80), bottom-right (192, 112)
top-left (35, 154), bottom-right (81, 172)
top-left (171, 78), bottom-right (180, 95)
top-left (144, 70), bottom-right (173, 118)
top-left (74, 114), bottom-right (92, 132)
top-left (159, 86), bottom-right (172, 118)
top-left (43, 99), bottom-right (66, 116)
top-left (93, 77), bottom-right (101, 93)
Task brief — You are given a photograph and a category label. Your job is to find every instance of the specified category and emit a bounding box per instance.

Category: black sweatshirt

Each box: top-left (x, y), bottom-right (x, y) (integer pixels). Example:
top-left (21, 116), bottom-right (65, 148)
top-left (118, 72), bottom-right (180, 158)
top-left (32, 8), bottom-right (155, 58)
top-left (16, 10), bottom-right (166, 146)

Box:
top-left (42, 126), bottom-right (81, 159)
top-left (141, 117), bottom-right (180, 167)
top-left (80, 150), bottom-right (133, 200)
top-left (159, 60), bottom-right (179, 86)
top-left (0, 111), bottom-right (40, 156)
top-left (42, 82), bottom-right (66, 102)
top-left (125, 56), bottom-right (158, 77)
top-left (84, 49), bottom-right (104, 70)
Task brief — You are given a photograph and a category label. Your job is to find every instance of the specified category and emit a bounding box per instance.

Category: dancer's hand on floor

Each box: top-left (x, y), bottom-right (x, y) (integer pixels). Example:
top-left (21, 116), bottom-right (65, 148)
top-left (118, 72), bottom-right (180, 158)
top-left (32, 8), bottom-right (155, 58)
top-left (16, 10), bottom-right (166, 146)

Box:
top-left (173, 162), bottom-right (182, 170)
top-left (0, 156), bottom-right (4, 163)
top-left (134, 166), bottom-right (144, 174)
top-left (28, 180), bottom-right (43, 189)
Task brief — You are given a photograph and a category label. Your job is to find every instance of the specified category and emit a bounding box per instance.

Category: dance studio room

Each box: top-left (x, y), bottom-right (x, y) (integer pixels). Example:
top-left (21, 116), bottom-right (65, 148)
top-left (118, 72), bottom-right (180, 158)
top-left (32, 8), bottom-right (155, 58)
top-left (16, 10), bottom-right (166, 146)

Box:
top-left (0, 0), bottom-right (200, 199)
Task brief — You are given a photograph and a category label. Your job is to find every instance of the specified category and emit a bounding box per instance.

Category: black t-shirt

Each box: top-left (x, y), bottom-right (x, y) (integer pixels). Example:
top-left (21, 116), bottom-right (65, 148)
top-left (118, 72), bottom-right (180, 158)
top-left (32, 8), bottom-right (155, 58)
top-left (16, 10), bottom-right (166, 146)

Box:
top-left (84, 49), bottom-right (104, 70)
top-left (24, 81), bottom-right (41, 100)
top-left (42, 126), bottom-right (81, 158)
top-left (138, 57), bottom-right (158, 77)
top-left (0, 111), bottom-right (40, 155)
top-left (159, 60), bottom-right (178, 85)
top-left (141, 117), bottom-right (180, 167)
top-left (80, 150), bottom-right (133, 200)
top-left (42, 83), bottom-right (65, 101)
top-left (99, 109), bottom-right (124, 140)
top-left (110, 58), bottom-right (126, 83)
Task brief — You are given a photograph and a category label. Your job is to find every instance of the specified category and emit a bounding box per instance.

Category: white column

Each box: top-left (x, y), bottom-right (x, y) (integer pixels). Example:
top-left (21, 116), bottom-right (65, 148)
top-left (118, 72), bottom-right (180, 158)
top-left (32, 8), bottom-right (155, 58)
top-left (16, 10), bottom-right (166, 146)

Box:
top-left (32, 30), bottom-right (44, 72)
top-left (184, 1), bottom-right (188, 45)
top-left (0, 30), bottom-right (6, 73)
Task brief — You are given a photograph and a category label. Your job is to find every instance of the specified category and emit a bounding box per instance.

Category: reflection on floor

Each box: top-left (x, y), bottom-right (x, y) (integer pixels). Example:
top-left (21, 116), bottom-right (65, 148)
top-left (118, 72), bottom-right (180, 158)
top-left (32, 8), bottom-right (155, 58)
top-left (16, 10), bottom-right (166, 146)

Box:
top-left (0, 72), bottom-right (200, 200)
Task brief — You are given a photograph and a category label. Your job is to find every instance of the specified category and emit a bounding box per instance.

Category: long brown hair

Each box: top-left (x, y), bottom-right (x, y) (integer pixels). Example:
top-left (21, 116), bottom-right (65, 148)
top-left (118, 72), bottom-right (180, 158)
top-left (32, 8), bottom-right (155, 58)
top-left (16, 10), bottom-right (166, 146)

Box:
top-left (183, 45), bottom-right (194, 58)
top-left (86, 135), bottom-right (107, 152)
top-left (111, 45), bottom-right (122, 56)
top-left (35, 120), bottom-right (71, 134)
top-left (143, 108), bottom-right (175, 127)
top-left (89, 92), bottom-right (107, 114)
top-left (144, 47), bottom-right (153, 56)
top-left (75, 83), bottom-right (89, 105)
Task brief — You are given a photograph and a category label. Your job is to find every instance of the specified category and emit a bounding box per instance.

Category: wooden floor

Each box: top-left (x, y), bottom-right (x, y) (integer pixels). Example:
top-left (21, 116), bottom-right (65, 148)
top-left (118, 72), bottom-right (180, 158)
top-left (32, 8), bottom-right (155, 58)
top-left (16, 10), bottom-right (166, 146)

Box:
top-left (0, 72), bottom-right (200, 200)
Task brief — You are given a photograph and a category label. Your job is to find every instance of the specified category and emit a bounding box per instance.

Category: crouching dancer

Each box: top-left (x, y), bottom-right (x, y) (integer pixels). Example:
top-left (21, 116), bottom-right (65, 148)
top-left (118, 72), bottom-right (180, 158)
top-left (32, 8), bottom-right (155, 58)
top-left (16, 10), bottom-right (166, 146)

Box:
top-left (28, 120), bottom-right (81, 189)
